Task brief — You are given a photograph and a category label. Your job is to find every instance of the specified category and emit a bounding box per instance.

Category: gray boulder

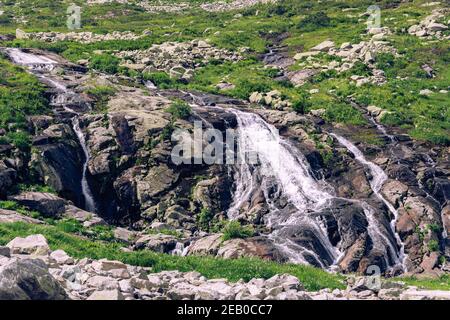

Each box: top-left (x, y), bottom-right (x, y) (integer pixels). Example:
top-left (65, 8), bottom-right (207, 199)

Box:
top-left (0, 259), bottom-right (68, 300)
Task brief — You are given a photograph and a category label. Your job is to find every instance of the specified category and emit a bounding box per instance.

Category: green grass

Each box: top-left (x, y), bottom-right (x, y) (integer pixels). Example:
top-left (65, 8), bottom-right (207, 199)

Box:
top-left (0, 56), bottom-right (49, 150)
top-left (398, 275), bottom-right (450, 291)
top-left (0, 221), bottom-right (344, 291)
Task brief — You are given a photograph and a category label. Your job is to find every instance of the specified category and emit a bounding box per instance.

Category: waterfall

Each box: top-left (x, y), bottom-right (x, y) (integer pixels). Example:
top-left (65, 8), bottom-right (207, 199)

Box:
top-left (224, 107), bottom-right (408, 270)
top-left (330, 133), bottom-right (407, 270)
top-left (5, 48), bottom-right (97, 213)
top-left (229, 109), bottom-right (341, 267)
top-left (72, 118), bottom-right (97, 213)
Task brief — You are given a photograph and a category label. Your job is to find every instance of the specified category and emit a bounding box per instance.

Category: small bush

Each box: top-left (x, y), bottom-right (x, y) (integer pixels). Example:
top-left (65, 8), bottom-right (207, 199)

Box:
top-left (291, 93), bottom-right (311, 114)
top-left (143, 72), bottom-right (176, 89)
top-left (197, 207), bottom-right (215, 232)
top-left (222, 221), bottom-right (254, 241)
top-left (298, 11), bottom-right (331, 31)
top-left (427, 240), bottom-right (439, 252)
top-left (323, 103), bottom-right (366, 125)
top-left (166, 99), bottom-right (192, 120)
top-left (89, 54), bottom-right (120, 74)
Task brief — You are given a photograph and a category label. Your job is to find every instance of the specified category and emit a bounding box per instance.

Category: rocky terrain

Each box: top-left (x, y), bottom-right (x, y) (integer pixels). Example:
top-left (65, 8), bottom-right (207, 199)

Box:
top-left (0, 0), bottom-right (448, 300)
top-left (2, 234), bottom-right (449, 300)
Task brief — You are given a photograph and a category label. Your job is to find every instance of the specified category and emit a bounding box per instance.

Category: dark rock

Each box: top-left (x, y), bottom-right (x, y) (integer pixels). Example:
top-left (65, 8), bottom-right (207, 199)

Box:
top-left (111, 114), bottom-right (135, 155)
top-left (9, 192), bottom-right (66, 217)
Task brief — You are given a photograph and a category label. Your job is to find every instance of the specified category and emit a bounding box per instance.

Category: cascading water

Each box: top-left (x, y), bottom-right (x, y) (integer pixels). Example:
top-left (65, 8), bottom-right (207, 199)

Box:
top-left (5, 48), bottom-right (97, 213)
top-left (72, 118), bottom-right (97, 213)
top-left (330, 133), bottom-right (407, 270)
top-left (223, 107), bottom-right (406, 270)
top-left (228, 109), bottom-right (341, 267)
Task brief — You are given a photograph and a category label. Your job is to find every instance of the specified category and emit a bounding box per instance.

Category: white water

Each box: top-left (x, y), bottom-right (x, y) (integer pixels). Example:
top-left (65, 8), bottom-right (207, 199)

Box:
top-left (369, 117), bottom-right (396, 143)
top-left (5, 48), bottom-right (97, 213)
top-left (330, 133), bottom-right (407, 270)
top-left (6, 48), bottom-right (57, 71)
top-left (72, 118), bottom-right (97, 213)
top-left (224, 107), bottom-right (409, 269)
top-left (229, 109), bottom-right (341, 266)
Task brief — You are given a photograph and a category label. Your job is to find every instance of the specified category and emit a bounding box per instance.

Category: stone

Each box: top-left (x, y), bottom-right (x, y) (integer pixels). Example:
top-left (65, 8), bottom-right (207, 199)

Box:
top-left (420, 252), bottom-right (439, 272)
top-left (134, 234), bottom-right (177, 253)
top-left (0, 246), bottom-right (11, 258)
top-left (9, 192), bottom-right (66, 217)
top-left (186, 234), bottom-right (223, 256)
top-left (249, 91), bottom-right (263, 104)
top-left (50, 250), bottom-right (74, 265)
top-left (311, 40), bottom-right (335, 52)
top-left (87, 289), bottom-right (124, 300)
top-left (7, 234), bottom-right (50, 255)
top-left (419, 89), bottom-right (433, 96)
top-left (0, 259), bottom-right (68, 300)
top-left (427, 22), bottom-right (448, 31)
top-left (86, 276), bottom-right (119, 290)
top-left (94, 259), bottom-right (128, 272)
top-left (114, 227), bottom-right (136, 243)
top-left (293, 51), bottom-right (320, 60)
top-left (0, 209), bottom-right (43, 224)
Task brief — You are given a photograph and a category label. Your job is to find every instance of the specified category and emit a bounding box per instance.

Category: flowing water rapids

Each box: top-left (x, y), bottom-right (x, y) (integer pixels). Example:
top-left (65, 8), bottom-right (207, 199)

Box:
top-left (329, 134), bottom-right (407, 269)
top-left (224, 108), bottom-right (406, 270)
top-left (5, 48), bottom-right (97, 213)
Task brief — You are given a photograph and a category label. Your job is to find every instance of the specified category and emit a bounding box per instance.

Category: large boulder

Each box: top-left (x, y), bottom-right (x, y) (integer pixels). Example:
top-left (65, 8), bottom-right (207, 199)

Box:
top-left (0, 209), bottom-right (43, 224)
top-left (9, 192), bottom-right (66, 217)
top-left (7, 234), bottom-right (50, 255)
top-left (0, 162), bottom-right (17, 198)
top-left (311, 40), bottom-right (335, 52)
top-left (134, 234), bottom-right (177, 253)
top-left (217, 237), bottom-right (284, 261)
top-left (0, 259), bottom-right (68, 300)
top-left (186, 234), bottom-right (224, 256)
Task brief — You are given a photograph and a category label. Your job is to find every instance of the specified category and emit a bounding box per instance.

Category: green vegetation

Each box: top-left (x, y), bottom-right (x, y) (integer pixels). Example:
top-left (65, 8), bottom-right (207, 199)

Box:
top-left (89, 54), bottom-right (121, 74)
top-left (196, 207), bottom-right (215, 232)
top-left (1, 0), bottom-right (447, 144)
top-left (222, 221), bottom-right (255, 241)
top-left (166, 99), bottom-right (192, 120)
top-left (0, 221), bottom-right (344, 291)
top-left (86, 85), bottom-right (117, 111)
top-left (0, 56), bottom-right (48, 150)
top-left (399, 275), bottom-right (450, 291)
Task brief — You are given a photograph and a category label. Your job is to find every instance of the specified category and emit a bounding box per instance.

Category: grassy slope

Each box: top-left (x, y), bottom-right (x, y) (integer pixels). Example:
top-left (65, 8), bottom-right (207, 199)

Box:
top-left (0, 56), bottom-right (49, 149)
top-left (0, 221), bottom-right (345, 291)
top-left (3, 0), bottom-right (447, 144)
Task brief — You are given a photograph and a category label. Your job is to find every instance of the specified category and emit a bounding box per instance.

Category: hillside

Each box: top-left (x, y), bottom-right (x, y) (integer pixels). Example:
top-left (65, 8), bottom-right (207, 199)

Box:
top-left (0, 0), bottom-right (449, 301)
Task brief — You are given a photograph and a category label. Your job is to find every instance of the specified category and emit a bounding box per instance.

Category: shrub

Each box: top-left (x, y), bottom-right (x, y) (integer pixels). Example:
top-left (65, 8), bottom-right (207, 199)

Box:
top-left (222, 221), bottom-right (254, 241)
top-left (166, 99), bottom-right (192, 120)
top-left (143, 72), bottom-right (176, 89)
top-left (197, 207), bottom-right (215, 231)
top-left (298, 11), bottom-right (331, 31)
top-left (291, 93), bottom-right (311, 114)
top-left (323, 103), bottom-right (366, 125)
top-left (89, 54), bottom-right (120, 74)
top-left (427, 240), bottom-right (439, 252)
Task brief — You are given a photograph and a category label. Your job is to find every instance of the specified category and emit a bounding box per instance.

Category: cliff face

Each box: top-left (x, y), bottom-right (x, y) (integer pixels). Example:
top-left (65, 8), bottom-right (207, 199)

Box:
top-left (0, 48), bottom-right (447, 277)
